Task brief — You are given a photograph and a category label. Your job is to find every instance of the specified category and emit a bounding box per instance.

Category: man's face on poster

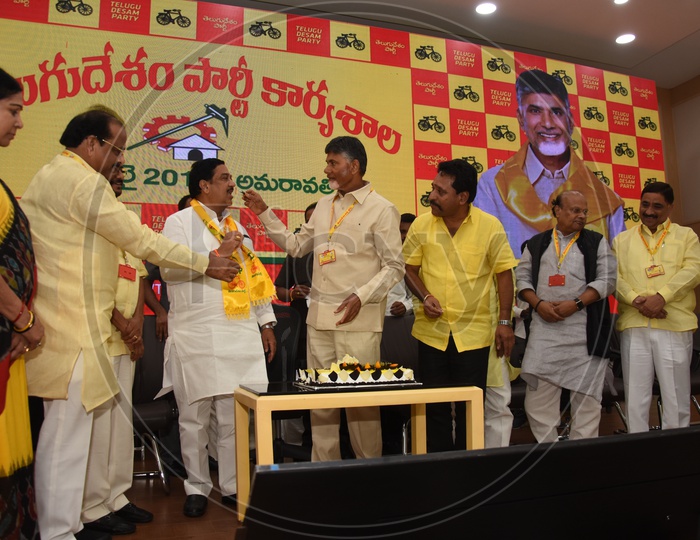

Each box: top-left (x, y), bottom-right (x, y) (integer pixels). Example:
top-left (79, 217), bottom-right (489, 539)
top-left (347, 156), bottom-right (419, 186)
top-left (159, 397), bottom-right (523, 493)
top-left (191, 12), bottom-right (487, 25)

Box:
top-left (517, 93), bottom-right (574, 159)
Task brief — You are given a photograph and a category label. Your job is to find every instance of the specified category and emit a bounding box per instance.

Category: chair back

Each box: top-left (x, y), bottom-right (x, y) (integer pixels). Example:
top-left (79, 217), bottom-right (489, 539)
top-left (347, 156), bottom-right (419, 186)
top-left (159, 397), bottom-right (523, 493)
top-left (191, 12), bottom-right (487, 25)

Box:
top-left (267, 304), bottom-right (302, 383)
top-left (133, 315), bottom-right (166, 404)
top-left (132, 315), bottom-right (177, 436)
top-left (380, 313), bottom-right (419, 371)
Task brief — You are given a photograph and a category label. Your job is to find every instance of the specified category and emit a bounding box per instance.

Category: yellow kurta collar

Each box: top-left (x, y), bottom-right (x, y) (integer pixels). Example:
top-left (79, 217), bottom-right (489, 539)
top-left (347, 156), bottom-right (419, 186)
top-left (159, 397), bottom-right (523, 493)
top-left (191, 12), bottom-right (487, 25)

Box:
top-left (641, 218), bottom-right (671, 237)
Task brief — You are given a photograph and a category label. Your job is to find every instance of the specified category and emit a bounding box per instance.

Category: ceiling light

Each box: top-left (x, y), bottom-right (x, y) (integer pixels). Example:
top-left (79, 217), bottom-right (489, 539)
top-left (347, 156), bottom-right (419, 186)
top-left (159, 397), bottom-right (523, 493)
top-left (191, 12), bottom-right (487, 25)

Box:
top-left (616, 33), bottom-right (635, 44)
top-left (614, 0), bottom-right (629, 4)
top-left (475, 3), bottom-right (497, 15)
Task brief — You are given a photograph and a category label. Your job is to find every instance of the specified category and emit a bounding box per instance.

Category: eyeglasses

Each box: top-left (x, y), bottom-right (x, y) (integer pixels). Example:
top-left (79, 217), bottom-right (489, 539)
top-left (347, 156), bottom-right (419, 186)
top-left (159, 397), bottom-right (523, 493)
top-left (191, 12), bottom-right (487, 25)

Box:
top-left (100, 138), bottom-right (126, 157)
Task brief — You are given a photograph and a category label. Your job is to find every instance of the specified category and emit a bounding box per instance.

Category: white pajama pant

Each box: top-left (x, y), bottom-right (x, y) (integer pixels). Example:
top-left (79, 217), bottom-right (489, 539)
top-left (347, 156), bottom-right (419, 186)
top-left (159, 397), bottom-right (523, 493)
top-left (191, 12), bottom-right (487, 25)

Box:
top-left (176, 393), bottom-right (237, 497)
top-left (82, 354), bottom-right (135, 522)
top-left (524, 378), bottom-right (601, 443)
top-left (484, 357), bottom-right (513, 448)
top-left (35, 354), bottom-right (93, 540)
top-left (621, 327), bottom-right (692, 433)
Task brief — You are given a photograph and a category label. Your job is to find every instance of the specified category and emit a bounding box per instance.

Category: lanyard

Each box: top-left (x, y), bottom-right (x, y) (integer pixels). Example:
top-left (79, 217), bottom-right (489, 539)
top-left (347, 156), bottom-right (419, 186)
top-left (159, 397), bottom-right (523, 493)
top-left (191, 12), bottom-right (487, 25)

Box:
top-left (327, 189), bottom-right (372, 242)
top-left (552, 228), bottom-right (580, 272)
top-left (638, 224), bottom-right (669, 260)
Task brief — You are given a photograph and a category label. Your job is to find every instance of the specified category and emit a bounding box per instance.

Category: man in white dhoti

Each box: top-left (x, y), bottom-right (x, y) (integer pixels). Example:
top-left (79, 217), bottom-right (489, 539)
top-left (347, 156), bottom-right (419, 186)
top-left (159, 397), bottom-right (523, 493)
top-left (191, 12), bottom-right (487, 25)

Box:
top-left (516, 191), bottom-right (616, 442)
top-left (162, 158), bottom-right (277, 518)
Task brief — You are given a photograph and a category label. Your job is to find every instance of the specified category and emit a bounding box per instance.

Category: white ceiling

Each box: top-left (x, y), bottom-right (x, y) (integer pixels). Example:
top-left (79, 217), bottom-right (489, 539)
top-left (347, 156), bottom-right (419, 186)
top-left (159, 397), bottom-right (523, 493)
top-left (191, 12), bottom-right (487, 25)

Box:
top-left (208, 0), bottom-right (700, 89)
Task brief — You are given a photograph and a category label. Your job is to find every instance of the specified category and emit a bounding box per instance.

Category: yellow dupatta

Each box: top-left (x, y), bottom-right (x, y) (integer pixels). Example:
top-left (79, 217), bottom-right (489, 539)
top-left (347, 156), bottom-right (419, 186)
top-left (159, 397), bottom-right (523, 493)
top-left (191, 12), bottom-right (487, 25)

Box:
top-left (191, 200), bottom-right (276, 319)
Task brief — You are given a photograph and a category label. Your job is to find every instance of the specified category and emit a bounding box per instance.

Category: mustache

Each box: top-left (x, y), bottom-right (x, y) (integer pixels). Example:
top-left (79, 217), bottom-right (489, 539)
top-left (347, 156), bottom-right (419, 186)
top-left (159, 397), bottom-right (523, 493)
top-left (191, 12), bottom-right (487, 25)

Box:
top-left (430, 201), bottom-right (441, 210)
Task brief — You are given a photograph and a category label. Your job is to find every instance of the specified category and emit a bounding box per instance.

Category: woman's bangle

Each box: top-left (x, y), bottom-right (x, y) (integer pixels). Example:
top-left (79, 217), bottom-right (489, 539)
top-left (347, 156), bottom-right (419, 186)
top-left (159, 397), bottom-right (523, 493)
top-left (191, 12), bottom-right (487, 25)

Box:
top-left (534, 299), bottom-right (544, 313)
top-left (11, 303), bottom-right (25, 324)
top-left (423, 293), bottom-right (433, 303)
top-left (213, 249), bottom-right (221, 257)
top-left (14, 310), bottom-right (35, 333)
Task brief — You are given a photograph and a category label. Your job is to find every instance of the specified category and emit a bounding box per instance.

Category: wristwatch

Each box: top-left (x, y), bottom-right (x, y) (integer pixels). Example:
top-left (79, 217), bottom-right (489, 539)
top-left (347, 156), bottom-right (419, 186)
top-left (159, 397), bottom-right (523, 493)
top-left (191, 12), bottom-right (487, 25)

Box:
top-left (574, 298), bottom-right (585, 311)
top-left (261, 323), bottom-right (275, 330)
top-left (498, 319), bottom-right (512, 326)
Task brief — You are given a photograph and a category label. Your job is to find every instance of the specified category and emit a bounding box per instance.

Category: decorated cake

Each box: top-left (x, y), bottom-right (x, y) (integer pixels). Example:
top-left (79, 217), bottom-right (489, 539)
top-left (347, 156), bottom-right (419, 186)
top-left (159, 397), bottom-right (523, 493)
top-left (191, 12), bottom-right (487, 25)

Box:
top-left (296, 354), bottom-right (415, 386)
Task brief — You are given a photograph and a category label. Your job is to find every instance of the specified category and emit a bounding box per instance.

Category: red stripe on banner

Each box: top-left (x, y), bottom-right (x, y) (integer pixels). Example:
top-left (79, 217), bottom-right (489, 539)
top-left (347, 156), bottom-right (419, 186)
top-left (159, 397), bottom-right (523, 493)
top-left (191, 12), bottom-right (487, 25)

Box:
top-left (630, 76), bottom-right (657, 108)
top-left (141, 203), bottom-right (178, 232)
top-left (513, 52), bottom-right (547, 75)
top-left (412, 69), bottom-right (449, 108)
top-left (196, 3), bottom-right (244, 45)
top-left (414, 141), bottom-right (452, 181)
top-left (287, 16), bottom-right (330, 57)
top-left (637, 138), bottom-right (664, 171)
top-left (5, 0), bottom-right (50, 23)
top-left (612, 165), bottom-right (641, 199)
top-left (239, 207), bottom-right (287, 254)
top-left (370, 28), bottom-right (411, 68)
top-left (100, 0), bottom-right (151, 36)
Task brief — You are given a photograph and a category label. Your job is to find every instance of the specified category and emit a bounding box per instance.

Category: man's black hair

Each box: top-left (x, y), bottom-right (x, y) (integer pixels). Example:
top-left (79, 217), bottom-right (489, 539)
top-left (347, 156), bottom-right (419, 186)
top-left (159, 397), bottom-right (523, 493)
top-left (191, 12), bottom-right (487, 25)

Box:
top-left (189, 158), bottom-right (226, 198)
top-left (59, 108), bottom-right (123, 148)
top-left (437, 159), bottom-right (478, 203)
top-left (324, 136), bottom-right (367, 175)
top-left (641, 181), bottom-right (674, 204)
top-left (516, 69), bottom-right (570, 110)
top-left (177, 194), bottom-right (192, 211)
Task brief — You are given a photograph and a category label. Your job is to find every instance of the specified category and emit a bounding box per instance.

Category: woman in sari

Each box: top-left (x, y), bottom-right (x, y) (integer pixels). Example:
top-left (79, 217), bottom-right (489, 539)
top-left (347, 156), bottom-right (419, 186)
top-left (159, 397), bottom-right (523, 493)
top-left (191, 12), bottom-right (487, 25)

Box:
top-left (0, 67), bottom-right (45, 540)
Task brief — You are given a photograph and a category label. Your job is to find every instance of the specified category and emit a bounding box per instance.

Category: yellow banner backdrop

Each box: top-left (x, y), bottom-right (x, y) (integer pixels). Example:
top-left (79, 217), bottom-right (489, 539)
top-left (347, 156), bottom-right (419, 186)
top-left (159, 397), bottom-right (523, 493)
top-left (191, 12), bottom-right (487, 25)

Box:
top-left (1, 0), bottom-right (664, 250)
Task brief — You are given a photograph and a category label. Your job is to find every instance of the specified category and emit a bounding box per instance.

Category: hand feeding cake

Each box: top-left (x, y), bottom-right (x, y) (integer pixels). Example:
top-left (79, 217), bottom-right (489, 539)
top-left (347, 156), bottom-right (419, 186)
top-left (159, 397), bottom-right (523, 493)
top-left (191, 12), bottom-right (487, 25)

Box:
top-left (296, 354), bottom-right (415, 386)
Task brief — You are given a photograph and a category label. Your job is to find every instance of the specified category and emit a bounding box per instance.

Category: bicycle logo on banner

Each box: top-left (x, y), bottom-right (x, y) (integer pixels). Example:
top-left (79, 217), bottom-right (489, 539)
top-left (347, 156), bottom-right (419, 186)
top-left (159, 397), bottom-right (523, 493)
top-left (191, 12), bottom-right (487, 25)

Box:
top-left (249, 21), bottom-right (282, 39)
top-left (55, 0), bottom-right (93, 16)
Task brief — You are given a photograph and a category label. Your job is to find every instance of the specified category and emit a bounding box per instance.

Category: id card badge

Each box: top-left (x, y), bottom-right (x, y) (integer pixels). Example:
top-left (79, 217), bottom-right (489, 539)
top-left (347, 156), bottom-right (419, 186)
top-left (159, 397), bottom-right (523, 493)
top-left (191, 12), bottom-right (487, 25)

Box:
top-left (645, 264), bottom-right (665, 278)
top-left (548, 274), bottom-right (566, 287)
top-left (118, 263), bottom-right (137, 282)
top-left (319, 249), bottom-right (336, 266)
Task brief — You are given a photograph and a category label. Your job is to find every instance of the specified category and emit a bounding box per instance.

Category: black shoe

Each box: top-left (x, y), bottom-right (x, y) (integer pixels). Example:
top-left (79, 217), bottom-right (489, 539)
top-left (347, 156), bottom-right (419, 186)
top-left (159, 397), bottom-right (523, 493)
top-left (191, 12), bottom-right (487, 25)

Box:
top-left (183, 495), bottom-right (208, 518)
top-left (115, 503), bottom-right (153, 524)
top-left (76, 528), bottom-right (112, 540)
top-left (512, 409), bottom-right (529, 430)
top-left (221, 494), bottom-right (237, 506)
top-left (83, 514), bottom-right (136, 535)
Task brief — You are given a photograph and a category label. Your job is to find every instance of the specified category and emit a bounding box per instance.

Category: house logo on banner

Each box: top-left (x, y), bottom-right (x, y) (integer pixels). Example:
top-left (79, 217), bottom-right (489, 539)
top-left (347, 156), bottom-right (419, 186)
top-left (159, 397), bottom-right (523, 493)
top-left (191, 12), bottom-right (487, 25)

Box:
top-left (129, 104), bottom-right (228, 162)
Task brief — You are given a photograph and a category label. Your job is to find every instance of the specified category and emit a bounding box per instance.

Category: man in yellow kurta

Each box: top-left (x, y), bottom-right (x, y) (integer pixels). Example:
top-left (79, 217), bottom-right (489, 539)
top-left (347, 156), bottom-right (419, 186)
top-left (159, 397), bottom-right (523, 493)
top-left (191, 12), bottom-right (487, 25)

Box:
top-left (613, 182), bottom-right (700, 433)
top-left (80, 163), bottom-right (153, 535)
top-left (21, 108), bottom-right (239, 540)
top-left (403, 159), bottom-right (516, 452)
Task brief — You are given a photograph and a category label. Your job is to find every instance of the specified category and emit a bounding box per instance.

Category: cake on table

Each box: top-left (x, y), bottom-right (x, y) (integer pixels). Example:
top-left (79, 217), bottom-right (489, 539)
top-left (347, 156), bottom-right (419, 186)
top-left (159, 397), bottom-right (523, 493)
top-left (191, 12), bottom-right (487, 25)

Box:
top-left (296, 354), bottom-right (416, 387)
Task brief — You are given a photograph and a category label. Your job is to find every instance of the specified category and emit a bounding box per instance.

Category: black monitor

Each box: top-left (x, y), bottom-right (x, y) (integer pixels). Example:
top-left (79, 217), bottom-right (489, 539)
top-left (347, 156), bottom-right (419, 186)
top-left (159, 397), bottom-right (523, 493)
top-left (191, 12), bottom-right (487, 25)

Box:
top-left (237, 426), bottom-right (700, 539)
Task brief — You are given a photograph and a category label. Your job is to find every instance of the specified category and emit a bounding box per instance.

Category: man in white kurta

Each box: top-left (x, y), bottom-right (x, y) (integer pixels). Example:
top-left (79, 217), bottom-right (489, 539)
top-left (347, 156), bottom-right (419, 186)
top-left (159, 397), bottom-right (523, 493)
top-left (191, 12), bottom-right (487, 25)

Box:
top-left (516, 191), bottom-right (616, 442)
top-left (162, 158), bottom-right (276, 518)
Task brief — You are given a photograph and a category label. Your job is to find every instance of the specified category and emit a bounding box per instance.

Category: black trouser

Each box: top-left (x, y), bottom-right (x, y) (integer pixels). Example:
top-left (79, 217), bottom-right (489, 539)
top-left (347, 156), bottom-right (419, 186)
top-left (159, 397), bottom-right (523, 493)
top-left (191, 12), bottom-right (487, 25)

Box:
top-left (419, 337), bottom-right (489, 452)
